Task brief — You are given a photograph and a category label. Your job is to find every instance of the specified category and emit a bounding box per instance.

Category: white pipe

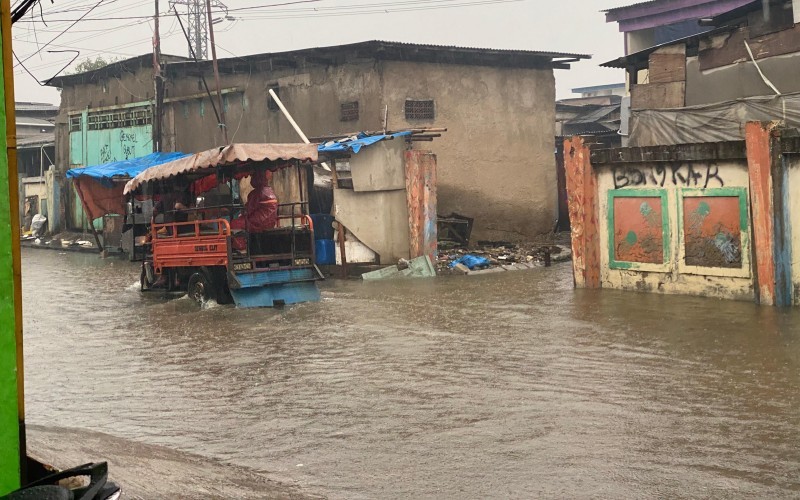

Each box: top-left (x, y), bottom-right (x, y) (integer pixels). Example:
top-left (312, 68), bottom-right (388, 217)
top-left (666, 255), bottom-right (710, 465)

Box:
top-left (268, 88), bottom-right (331, 171)
top-left (744, 40), bottom-right (785, 121)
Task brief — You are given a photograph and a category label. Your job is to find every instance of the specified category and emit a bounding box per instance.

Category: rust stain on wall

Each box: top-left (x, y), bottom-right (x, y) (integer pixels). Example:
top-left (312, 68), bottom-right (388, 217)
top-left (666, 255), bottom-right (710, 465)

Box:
top-left (683, 196), bottom-right (742, 268)
top-left (565, 136), bottom-right (600, 288)
top-left (745, 121), bottom-right (776, 305)
top-left (613, 197), bottom-right (664, 264)
top-left (405, 150), bottom-right (438, 260)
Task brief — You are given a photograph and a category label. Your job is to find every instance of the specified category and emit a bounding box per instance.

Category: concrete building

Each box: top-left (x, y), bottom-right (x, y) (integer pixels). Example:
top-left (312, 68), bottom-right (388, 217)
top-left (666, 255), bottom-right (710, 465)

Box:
top-left (603, 0), bottom-right (800, 146)
top-left (15, 102), bottom-right (57, 229)
top-left (15, 102), bottom-right (57, 178)
top-left (47, 41), bottom-right (589, 240)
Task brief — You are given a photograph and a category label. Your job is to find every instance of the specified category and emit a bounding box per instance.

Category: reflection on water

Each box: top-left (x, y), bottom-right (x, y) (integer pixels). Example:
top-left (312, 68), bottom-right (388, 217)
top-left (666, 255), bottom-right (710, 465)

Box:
top-left (21, 248), bottom-right (800, 498)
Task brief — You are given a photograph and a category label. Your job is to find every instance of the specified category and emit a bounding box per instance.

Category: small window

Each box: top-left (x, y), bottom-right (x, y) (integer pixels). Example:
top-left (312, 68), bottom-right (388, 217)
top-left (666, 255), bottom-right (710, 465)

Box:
top-left (267, 85), bottom-right (280, 111)
top-left (405, 99), bottom-right (434, 120)
top-left (340, 101), bottom-right (359, 122)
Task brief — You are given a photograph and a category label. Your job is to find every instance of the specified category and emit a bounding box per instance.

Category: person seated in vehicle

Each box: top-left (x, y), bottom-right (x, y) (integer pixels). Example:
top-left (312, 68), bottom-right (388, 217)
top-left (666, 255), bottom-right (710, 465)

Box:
top-left (155, 188), bottom-right (191, 236)
top-left (230, 169), bottom-right (278, 232)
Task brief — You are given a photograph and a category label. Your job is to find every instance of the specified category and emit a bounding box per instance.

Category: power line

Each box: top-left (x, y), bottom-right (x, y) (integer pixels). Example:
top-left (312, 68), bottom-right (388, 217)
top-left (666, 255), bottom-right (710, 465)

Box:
top-left (15, 0), bottom-right (106, 67)
top-left (13, 0), bottom-right (524, 22)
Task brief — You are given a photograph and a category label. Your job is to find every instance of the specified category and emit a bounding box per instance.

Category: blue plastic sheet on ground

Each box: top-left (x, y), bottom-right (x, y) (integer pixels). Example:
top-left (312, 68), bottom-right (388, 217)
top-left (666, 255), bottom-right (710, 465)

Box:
top-left (317, 131), bottom-right (412, 154)
top-left (449, 254), bottom-right (491, 270)
top-left (66, 152), bottom-right (190, 187)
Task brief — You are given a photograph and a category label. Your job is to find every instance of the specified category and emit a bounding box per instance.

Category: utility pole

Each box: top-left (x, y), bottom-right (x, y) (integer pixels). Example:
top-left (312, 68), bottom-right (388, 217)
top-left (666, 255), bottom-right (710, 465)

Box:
top-left (206, 0), bottom-right (228, 144)
top-left (153, 0), bottom-right (164, 152)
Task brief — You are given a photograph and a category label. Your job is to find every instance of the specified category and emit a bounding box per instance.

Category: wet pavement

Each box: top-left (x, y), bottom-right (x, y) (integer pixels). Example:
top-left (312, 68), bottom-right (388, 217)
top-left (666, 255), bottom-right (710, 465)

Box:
top-left (21, 248), bottom-right (800, 498)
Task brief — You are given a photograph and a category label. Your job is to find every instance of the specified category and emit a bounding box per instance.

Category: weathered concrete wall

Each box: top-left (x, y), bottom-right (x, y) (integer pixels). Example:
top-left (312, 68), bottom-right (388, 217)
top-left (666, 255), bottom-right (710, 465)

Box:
top-left (54, 66), bottom-right (154, 172)
top-left (685, 53), bottom-right (800, 106)
top-left (165, 60), bottom-right (385, 153)
top-left (334, 189), bottom-right (409, 264)
top-left (381, 61), bottom-right (557, 241)
top-left (566, 124), bottom-right (800, 306)
top-left (334, 140), bottom-right (410, 264)
top-left (566, 137), bottom-right (760, 302)
top-left (55, 56), bottom-right (557, 240)
top-left (595, 157), bottom-right (754, 300)
top-left (351, 140), bottom-right (405, 192)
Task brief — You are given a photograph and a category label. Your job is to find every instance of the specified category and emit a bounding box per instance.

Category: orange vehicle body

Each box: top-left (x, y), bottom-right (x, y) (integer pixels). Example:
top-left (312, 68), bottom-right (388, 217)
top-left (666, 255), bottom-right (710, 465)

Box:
top-left (150, 219), bottom-right (231, 274)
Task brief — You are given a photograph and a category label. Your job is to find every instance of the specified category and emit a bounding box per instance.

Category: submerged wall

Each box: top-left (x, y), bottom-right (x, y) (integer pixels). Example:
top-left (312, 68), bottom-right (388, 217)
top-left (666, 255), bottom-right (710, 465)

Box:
top-left (565, 122), bottom-right (800, 306)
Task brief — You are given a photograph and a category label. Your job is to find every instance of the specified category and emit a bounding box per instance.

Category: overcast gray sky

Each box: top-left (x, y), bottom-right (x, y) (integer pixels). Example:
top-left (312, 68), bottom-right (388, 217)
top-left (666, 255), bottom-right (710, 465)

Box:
top-left (11, 0), bottom-right (631, 105)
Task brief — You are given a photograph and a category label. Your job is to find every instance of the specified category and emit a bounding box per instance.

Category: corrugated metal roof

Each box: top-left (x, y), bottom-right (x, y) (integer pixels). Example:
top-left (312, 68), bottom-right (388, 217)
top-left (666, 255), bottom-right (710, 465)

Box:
top-left (49, 41), bottom-right (590, 88)
top-left (17, 117), bottom-right (54, 127)
top-left (15, 102), bottom-right (58, 112)
top-left (603, 0), bottom-right (659, 14)
top-left (569, 105), bottom-right (620, 124)
top-left (369, 40), bottom-right (590, 60)
top-left (17, 133), bottom-right (54, 149)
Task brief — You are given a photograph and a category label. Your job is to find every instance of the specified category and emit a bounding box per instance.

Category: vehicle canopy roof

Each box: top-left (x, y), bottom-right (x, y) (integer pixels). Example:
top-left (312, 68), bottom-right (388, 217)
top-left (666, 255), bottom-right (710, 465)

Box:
top-left (123, 143), bottom-right (319, 195)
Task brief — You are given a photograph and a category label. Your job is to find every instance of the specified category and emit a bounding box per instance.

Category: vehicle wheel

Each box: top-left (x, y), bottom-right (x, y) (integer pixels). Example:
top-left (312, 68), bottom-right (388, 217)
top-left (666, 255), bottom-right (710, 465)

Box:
top-left (187, 272), bottom-right (213, 304)
top-left (140, 263), bottom-right (154, 290)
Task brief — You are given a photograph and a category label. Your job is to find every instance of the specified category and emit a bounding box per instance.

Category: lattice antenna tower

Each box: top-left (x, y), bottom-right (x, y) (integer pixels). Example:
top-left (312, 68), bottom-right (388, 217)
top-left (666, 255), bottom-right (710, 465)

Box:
top-left (169, 0), bottom-right (227, 60)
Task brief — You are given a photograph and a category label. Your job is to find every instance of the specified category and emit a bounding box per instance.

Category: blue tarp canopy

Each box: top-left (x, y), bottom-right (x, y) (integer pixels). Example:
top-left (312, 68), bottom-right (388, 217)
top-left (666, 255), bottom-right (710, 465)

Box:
top-left (318, 131), bottom-right (412, 154)
top-left (66, 151), bottom-right (190, 188)
top-left (67, 151), bottom-right (189, 221)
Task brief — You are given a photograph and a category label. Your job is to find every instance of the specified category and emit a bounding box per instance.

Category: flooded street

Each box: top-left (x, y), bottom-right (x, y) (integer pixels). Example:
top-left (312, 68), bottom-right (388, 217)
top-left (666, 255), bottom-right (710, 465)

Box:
top-left (20, 248), bottom-right (800, 498)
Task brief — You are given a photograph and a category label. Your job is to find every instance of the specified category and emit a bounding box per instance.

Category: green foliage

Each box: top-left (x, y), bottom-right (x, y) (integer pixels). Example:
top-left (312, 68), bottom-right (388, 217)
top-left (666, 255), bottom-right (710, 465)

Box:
top-left (68, 56), bottom-right (121, 75)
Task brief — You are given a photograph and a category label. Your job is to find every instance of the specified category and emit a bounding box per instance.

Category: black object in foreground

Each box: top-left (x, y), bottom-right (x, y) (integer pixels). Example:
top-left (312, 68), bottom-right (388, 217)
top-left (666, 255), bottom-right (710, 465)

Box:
top-left (0, 462), bottom-right (120, 500)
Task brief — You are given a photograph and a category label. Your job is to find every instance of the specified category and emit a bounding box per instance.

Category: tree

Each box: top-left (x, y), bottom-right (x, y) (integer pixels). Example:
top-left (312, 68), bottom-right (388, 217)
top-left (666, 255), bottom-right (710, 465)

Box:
top-left (68, 56), bottom-right (121, 75)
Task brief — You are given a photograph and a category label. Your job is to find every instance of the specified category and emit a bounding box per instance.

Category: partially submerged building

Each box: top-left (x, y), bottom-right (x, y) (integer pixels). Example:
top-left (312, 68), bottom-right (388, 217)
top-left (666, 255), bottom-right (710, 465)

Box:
top-left (47, 40), bottom-right (589, 243)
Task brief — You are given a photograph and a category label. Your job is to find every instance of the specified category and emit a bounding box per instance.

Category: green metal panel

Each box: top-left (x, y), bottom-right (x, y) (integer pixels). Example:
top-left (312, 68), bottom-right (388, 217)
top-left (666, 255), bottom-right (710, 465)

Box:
top-left (69, 130), bottom-right (83, 166)
top-left (0, 21), bottom-right (21, 494)
top-left (67, 123), bottom-right (152, 229)
top-left (86, 125), bottom-right (152, 166)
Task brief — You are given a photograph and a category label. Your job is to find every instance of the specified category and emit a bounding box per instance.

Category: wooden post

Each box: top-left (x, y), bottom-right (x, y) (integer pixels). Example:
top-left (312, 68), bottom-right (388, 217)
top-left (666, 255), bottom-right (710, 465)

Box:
top-left (564, 136), bottom-right (600, 288)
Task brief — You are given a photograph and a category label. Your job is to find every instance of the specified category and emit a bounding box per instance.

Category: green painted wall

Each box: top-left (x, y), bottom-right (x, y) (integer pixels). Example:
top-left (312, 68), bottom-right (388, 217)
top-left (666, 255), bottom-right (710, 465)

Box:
top-left (68, 116), bottom-right (152, 228)
top-left (0, 20), bottom-right (21, 494)
top-left (69, 124), bottom-right (152, 167)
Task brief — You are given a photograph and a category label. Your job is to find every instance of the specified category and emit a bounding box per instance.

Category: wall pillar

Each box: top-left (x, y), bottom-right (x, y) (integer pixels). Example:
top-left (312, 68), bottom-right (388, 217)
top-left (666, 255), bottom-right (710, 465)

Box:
top-left (404, 150), bottom-right (438, 260)
top-left (564, 136), bottom-right (600, 288)
top-left (745, 122), bottom-right (778, 306)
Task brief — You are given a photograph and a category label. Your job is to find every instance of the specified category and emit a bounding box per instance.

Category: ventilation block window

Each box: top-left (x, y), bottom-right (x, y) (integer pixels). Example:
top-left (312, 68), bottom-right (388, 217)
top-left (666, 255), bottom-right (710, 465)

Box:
top-left (340, 101), bottom-right (359, 122)
top-left (405, 99), bottom-right (435, 120)
top-left (267, 85), bottom-right (280, 111)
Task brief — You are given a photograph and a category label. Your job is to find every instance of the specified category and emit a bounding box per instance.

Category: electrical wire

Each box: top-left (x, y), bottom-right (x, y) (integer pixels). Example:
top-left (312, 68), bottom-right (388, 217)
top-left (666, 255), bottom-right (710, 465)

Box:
top-left (15, 0), bottom-right (105, 67)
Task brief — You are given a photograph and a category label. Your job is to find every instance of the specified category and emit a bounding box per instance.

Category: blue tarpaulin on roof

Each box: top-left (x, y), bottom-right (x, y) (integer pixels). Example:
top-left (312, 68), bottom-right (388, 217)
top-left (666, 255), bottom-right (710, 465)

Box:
top-left (66, 151), bottom-right (190, 187)
top-left (317, 131), bottom-right (412, 154)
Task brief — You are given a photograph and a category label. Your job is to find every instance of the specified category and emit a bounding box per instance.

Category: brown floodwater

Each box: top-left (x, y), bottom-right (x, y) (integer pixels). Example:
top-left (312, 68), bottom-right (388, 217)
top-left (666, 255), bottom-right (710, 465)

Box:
top-left (20, 248), bottom-right (800, 498)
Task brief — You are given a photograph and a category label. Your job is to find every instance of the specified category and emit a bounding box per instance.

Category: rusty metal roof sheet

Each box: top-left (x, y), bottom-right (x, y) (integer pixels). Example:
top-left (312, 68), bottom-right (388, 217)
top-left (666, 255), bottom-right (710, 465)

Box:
top-left (124, 143), bottom-right (318, 194)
